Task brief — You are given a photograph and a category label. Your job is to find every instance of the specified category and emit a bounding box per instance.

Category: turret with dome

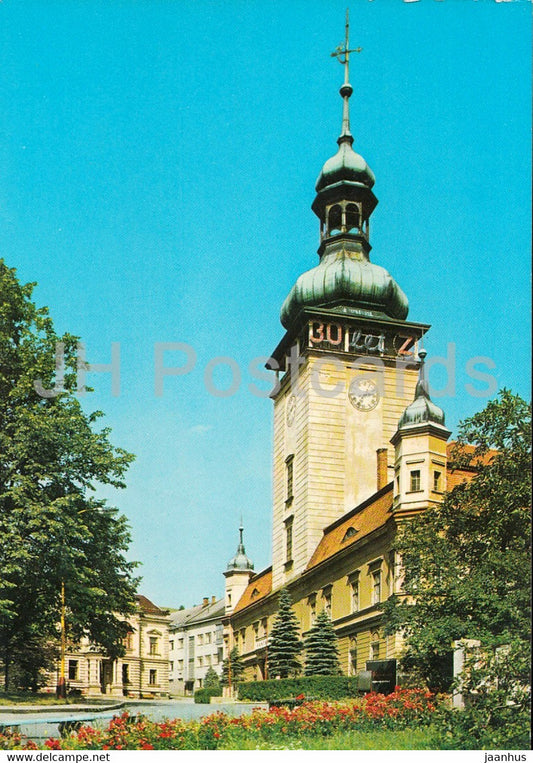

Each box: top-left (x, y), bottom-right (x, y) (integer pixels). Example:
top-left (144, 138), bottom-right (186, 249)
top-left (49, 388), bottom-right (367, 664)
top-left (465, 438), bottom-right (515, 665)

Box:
top-left (280, 14), bottom-right (408, 329)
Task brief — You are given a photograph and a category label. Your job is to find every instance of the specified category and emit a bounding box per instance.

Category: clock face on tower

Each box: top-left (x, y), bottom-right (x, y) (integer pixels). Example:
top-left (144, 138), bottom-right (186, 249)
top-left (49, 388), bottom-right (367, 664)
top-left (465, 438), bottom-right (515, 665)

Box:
top-left (348, 378), bottom-right (380, 411)
top-left (286, 395), bottom-right (297, 426)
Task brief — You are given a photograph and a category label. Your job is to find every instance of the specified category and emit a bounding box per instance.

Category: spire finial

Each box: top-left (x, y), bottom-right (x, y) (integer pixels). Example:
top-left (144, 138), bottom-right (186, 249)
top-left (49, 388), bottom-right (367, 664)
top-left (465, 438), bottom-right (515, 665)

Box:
top-left (331, 8), bottom-right (362, 145)
top-left (415, 349), bottom-right (430, 399)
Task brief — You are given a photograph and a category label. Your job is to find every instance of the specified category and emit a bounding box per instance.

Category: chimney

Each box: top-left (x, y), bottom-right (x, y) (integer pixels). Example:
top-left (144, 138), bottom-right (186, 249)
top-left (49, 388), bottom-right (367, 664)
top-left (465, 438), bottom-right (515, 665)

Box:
top-left (212, 595), bottom-right (216, 604)
top-left (202, 597), bottom-right (209, 607)
top-left (377, 448), bottom-right (388, 491)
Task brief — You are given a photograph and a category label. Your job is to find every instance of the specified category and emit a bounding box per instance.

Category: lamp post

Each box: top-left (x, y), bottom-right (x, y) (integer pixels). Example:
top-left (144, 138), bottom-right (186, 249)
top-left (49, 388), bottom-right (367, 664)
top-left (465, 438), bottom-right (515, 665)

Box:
top-left (57, 580), bottom-right (67, 700)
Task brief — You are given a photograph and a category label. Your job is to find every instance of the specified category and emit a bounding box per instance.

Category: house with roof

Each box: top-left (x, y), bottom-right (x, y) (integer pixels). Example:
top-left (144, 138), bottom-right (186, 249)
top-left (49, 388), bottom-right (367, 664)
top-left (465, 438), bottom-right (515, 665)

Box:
top-left (46, 594), bottom-right (170, 698)
top-left (168, 596), bottom-right (225, 695)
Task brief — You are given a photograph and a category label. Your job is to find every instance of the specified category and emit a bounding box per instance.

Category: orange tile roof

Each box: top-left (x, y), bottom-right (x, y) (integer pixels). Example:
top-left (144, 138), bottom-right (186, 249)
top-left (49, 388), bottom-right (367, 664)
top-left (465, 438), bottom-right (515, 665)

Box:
top-left (447, 441), bottom-right (498, 468)
top-left (233, 567), bottom-right (272, 613)
top-left (304, 445), bottom-right (495, 572)
top-left (305, 485), bottom-right (393, 571)
top-left (232, 443), bottom-right (495, 615)
top-left (136, 594), bottom-right (166, 614)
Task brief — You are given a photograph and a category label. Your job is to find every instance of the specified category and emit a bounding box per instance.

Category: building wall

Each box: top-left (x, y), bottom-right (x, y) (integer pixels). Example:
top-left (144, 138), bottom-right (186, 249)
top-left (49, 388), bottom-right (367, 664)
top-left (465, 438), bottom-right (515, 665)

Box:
top-left (168, 602), bottom-right (224, 695)
top-left (46, 605), bottom-right (170, 698)
top-left (272, 343), bottom-right (419, 591)
top-left (228, 522), bottom-right (401, 683)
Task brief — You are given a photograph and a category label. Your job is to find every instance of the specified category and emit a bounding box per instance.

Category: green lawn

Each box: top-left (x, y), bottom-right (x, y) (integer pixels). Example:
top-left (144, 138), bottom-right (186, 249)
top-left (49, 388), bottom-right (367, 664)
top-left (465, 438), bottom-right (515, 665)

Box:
top-left (0, 692), bottom-right (74, 706)
top-left (221, 727), bottom-right (439, 750)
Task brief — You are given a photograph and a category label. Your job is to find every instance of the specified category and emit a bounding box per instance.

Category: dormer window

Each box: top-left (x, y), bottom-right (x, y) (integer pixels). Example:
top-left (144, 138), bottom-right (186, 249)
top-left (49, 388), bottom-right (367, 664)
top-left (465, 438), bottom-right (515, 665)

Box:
top-left (342, 526), bottom-right (358, 542)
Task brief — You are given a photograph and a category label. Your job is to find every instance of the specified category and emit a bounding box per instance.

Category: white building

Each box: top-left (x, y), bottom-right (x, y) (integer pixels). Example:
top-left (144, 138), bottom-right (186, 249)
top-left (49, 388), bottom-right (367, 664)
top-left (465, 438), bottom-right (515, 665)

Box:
top-left (168, 596), bottom-right (225, 695)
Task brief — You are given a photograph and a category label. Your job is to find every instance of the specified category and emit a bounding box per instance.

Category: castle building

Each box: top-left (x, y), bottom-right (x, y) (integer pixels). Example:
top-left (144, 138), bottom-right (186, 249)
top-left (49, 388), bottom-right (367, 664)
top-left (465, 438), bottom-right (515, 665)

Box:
top-left (223, 18), bottom-right (470, 685)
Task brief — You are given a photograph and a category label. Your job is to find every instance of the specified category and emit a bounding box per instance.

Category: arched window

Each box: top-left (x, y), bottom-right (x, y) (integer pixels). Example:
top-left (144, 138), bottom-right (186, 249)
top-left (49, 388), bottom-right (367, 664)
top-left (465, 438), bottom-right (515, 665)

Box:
top-left (346, 203), bottom-right (360, 232)
top-left (327, 204), bottom-right (342, 235)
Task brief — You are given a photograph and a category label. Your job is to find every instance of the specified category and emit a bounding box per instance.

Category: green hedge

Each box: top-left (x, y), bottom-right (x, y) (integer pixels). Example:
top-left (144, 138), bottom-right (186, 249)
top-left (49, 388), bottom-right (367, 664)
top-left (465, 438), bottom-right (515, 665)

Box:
top-left (193, 688), bottom-right (213, 704)
top-left (236, 675), bottom-right (367, 702)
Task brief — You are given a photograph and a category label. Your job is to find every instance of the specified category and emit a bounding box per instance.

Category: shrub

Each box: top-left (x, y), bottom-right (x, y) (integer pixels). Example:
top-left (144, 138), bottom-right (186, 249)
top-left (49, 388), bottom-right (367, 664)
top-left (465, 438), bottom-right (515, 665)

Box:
top-left (194, 689), bottom-right (213, 704)
top-left (237, 675), bottom-right (366, 701)
top-left (203, 666), bottom-right (221, 696)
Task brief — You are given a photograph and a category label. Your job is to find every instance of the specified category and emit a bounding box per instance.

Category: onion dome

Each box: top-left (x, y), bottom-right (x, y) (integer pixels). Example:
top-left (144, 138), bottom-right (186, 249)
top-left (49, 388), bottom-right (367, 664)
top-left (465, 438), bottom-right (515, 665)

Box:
top-left (226, 525), bottom-right (254, 573)
top-left (397, 351), bottom-right (446, 430)
top-left (316, 93), bottom-right (376, 193)
top-left (280, 240), bottom-right (408, 328)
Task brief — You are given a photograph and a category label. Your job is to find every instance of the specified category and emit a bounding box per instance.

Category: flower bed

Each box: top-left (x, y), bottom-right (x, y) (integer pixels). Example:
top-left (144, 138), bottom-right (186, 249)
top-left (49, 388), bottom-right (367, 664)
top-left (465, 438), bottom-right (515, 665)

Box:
top-left (0, 688), bottom-right (438, 750)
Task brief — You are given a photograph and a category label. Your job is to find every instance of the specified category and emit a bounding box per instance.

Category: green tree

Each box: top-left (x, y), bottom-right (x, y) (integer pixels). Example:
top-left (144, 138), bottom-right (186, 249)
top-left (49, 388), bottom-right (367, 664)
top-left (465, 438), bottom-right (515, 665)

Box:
top-left (267, 588), bottom-right (302, 679)
top-left (304, 610), bottom-right (340, 676)
top-left (0, 260), bottom-right (139, 690)
top-left (221, 646), bottom-right (244, 687)
top-left (381, 390), bottom-right (531, 696)
top-left (203, 666), bottom-right (221, 696)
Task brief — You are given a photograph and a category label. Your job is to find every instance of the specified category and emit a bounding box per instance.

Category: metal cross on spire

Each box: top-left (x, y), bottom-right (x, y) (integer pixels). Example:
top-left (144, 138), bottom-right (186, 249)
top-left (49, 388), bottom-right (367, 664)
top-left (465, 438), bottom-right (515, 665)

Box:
top-left (330, 8), bottom-right (362, 86)
top-left (330, 10), bottom-right (361, 144)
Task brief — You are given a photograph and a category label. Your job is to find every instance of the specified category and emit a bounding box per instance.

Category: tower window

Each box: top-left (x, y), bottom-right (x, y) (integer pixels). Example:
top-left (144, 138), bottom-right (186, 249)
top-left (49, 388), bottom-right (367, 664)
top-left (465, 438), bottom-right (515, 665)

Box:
top-left (285, 455), bottom-right (294, 503)
top-left (285, 517), bottom-right (293, 563)
top-left (328, 204), bottom-right (342, 235)
top-left (433, 470), bottom-right (442, 492)
top-left (410, 470), bottom-right (421, 492)
top-left (346, 203), bottom-right (360, 232)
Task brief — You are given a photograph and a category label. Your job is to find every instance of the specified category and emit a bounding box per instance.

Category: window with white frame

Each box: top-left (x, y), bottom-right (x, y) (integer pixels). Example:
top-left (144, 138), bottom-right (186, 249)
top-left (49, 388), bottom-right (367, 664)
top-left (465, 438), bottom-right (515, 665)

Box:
top-left (410, 469), bottom-right (421, 492)
top-left (349, 573), bottom-right (360, 613)
top-left (372, 570), bottom-right (382, 605)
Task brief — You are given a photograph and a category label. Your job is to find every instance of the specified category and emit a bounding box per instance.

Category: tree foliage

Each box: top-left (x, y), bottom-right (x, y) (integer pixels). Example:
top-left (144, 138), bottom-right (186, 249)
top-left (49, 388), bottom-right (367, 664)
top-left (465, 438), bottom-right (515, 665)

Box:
top-left (304, 610), bottom-right (341, 676)
top-left (0, 260), bottom-right (139, 690)
top-left (267, 588), bottom-right (303, 679)
top-left (221, 646), bottom-right (244, 687)
top-left (381, 390), bottom-right (531, 693)
top-left (203, 666), bottom-right (221, 695)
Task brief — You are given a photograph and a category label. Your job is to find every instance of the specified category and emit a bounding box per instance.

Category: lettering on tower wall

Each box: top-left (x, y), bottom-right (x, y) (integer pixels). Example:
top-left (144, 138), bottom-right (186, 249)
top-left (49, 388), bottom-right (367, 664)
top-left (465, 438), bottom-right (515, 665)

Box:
top-left (307, 321), bottom-right (416, 358)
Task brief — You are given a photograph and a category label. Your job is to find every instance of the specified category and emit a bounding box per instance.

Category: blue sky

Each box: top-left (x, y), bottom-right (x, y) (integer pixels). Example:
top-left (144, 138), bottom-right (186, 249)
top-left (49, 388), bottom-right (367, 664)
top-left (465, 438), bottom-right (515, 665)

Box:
top-left (0, 0), bottom-right (530, 608)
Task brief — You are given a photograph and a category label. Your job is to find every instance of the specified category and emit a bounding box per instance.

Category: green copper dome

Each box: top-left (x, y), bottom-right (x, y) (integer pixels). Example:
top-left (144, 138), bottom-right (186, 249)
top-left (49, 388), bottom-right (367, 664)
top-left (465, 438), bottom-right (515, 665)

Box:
top-left (226, 526), bottom-right (254, 573)
top-left (280, 240), bottom-right (409, 328)
top-left (316, 139), bottom-right (375, 193)
top-left (397, 351), bottom-right (446, 430)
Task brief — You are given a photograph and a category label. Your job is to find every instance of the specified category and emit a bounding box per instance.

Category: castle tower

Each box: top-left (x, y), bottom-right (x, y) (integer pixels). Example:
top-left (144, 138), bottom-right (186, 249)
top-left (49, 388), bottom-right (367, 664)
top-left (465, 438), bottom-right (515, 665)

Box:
top-left (223, 524), bottom-right (254, 615)
top-left (391, 350), bottom-right (451, 518)
top-left (268, 13), bottom-right (430, 590)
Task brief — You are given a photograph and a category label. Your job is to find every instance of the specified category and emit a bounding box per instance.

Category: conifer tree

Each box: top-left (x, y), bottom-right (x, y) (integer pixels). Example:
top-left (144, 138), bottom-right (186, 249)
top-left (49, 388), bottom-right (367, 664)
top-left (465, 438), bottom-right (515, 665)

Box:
top-left (203, 666), bottom-right (221, 696)
top-left (304, 610), bottom-right (341, 676)
top-left (221, 646), bottom-right (244, 687)
top-left (267, 588), bottom-right (302, 678)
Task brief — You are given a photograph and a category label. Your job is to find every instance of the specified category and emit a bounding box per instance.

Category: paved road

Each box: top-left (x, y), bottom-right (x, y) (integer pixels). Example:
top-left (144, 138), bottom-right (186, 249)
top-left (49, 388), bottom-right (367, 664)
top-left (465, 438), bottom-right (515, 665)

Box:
top-left (0, 700), bottom-right (267, 742)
